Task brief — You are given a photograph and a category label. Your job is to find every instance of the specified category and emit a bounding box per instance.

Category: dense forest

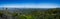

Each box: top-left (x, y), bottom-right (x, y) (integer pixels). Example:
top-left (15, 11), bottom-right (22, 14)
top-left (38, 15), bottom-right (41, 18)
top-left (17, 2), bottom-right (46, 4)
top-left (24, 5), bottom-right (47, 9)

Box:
top-left (0, 8), bottom-right (60, 19)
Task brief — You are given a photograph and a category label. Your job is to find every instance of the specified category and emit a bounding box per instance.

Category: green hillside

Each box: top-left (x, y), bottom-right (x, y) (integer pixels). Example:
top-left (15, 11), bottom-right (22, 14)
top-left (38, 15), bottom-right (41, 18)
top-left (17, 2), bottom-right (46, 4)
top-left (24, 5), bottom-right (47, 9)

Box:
top-left (0, 8), bottom-right (60, 19)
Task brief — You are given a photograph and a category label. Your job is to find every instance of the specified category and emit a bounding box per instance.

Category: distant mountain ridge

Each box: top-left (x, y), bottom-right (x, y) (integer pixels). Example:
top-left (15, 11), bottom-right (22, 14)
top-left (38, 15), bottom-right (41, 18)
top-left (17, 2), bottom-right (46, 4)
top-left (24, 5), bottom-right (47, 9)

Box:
top-left (0, 8), bottom-right (59, 10)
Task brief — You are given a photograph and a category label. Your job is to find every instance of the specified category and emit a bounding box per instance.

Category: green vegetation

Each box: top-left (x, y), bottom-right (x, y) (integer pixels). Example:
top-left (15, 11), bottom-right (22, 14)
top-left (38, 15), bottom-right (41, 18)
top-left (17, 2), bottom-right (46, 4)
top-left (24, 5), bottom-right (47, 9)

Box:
top-left (0, 8), bottom-right (60, 19)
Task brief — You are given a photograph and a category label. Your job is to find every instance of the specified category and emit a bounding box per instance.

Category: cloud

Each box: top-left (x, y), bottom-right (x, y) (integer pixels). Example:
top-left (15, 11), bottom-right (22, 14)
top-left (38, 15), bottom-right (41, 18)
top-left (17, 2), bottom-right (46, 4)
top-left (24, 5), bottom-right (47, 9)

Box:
top-left (2, 3), bottom-right (58, 8)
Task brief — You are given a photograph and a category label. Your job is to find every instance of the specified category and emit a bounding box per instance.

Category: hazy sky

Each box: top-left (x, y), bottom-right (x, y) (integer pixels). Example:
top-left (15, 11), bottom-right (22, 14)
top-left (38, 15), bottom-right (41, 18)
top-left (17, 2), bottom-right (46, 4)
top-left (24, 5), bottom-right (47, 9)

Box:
top-left (0, 0), bottom-right (59, 8)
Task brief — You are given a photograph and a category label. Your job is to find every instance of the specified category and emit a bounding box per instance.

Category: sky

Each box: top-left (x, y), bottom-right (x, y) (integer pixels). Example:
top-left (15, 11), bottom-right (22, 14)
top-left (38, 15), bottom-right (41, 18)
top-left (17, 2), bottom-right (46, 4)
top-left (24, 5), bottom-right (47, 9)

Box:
top-left (0, 0), bottom-right (60, 8)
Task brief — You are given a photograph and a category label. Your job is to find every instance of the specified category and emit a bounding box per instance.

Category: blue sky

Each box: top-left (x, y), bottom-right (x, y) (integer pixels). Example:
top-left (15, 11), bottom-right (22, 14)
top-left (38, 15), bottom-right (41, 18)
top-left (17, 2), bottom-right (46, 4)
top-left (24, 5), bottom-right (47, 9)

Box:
top-left (0, 0), bottom-right (60, 8)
